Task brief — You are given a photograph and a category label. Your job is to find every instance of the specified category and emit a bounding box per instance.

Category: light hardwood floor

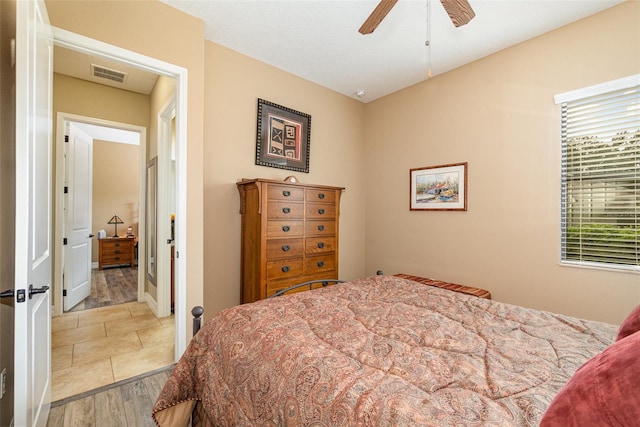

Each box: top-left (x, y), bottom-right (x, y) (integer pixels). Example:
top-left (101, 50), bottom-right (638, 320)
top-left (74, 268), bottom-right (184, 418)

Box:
top-left (68, 267), bottom-right (139, 312)
top-left (47, 365), bottom-right (173, 426)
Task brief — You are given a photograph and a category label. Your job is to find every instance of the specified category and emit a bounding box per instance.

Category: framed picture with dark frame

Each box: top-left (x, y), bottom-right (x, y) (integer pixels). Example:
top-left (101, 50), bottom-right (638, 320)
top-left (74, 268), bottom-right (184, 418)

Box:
top-left (256, 98), bottom-right (311, 173)
top-left (410, 162), bottom-right (467, 211)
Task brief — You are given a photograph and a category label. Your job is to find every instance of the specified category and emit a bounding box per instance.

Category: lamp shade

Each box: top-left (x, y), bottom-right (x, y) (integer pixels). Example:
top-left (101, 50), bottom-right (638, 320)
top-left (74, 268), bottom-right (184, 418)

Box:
top-left (108, 214), bottom-right (124, 237)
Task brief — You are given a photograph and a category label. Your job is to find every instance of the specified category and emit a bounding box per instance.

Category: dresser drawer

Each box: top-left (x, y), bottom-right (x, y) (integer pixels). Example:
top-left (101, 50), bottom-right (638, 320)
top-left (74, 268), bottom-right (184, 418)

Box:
top-left (266, 258), bottom-right (303, 280)
top-left (305, 237), bottom-right (335, 255)
top-left (266, 238), bottom-right (304, 260)
top-left (267, 201), bottom-right (304, 219)
top-left (306, 188), bottom-right (336, 204)
top-left (305, 220), bottom-right (335, 236)
top-left (268, 185), bottom-right (304, 201)
top-left (304, 256), bottom-right (335, 275)
top-left (306, 203), bottom-right (335, 219)
top-left (266, 220), bottom-right (304, 237)
top-left (100, 254), bottom-right (130, 264)
top-left (101, 240), bottom-right (128, 252)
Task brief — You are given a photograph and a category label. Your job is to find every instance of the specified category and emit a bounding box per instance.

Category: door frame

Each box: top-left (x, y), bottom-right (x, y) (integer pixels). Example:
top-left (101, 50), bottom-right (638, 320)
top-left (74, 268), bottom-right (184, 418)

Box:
top-left (53, 113), bottom-right (146, 316)
top-left (156, 95), bottom-right (176, 318)
top-left (51, 26), bottom-right (189, 357)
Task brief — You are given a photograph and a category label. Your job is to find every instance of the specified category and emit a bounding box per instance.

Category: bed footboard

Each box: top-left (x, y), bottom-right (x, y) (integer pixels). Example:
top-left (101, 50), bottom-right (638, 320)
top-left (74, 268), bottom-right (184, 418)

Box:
top-left (268, 279), bottom-right (345, 298)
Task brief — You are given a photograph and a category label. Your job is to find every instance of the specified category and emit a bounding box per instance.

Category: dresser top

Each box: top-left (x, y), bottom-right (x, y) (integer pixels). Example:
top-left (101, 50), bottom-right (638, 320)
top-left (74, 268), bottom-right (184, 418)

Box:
top-left (237, 178), bottom-right (344, 191)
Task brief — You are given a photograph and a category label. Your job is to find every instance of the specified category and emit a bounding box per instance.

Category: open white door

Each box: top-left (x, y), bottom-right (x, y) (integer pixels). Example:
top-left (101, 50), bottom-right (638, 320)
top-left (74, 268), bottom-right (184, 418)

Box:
top-left (63, 123), bottom-right (93, 310)
top-left (14, 0), bottom-right (53, 425)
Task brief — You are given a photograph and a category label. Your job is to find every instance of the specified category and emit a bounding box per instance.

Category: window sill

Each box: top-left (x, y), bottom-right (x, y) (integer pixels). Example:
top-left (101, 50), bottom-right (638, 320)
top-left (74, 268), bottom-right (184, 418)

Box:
top-left (559, 260), bottom-right (640, 275)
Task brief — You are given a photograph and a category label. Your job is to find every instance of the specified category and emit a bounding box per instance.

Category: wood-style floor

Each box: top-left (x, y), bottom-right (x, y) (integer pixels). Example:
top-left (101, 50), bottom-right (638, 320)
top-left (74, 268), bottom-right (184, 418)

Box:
top-left (47, 365), bottom-right (173, 427)
top-left (67, 267), bottom-right (139, 312)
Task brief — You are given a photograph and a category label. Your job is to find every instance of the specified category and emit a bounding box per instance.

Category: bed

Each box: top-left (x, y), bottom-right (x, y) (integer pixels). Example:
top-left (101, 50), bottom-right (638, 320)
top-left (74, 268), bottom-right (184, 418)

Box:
top-left (152, 274), bottom-right (639, 426)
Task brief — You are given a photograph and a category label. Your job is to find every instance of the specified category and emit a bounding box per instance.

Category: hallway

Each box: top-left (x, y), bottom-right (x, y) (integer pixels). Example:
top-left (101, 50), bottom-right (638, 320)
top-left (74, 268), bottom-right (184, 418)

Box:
top-left (51, 268), bottom-right (174, 402)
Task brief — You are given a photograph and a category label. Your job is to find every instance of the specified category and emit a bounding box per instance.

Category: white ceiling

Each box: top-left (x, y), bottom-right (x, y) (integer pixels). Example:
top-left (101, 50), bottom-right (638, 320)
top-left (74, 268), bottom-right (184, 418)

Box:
top-left (159, 0), bottom-right (624, 102)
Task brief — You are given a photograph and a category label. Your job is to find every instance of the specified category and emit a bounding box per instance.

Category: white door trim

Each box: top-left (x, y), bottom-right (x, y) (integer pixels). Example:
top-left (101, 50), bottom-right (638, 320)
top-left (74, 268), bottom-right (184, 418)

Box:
top-left (53, 112), bottom-right (146, 316)
top-left (51, 26), bottom-right (189, 357)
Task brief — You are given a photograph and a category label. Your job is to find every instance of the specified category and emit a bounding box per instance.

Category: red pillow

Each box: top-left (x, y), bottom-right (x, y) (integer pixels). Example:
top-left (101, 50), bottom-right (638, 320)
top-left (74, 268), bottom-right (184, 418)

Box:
top-left (616, 304), bottom-right (640, 341)
top-left (540, 331), bottom-right (640, 426)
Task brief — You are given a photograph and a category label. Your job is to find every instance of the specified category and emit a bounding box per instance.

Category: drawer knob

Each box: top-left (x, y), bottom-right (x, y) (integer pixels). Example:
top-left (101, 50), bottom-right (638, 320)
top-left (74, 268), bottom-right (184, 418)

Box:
top-left (317, 261), bottom-right (324, 268)
top-left (115, 250), bottom-right (121, 254)
top-left (318, 193), bottom-right (325, 199)
top-left (114, 257), bottom-right (120, 261)
top-left (282, 207), bottom-right (290, 214)
top-left (282, 225), bottom-right (290, 232)
top-left (114, 243), bottom-right (120, 247)
top-left (317, 225), bottom-right (324, 231)
top-left (282, 245), bottom-right (290, 252)
top-left (318, 208), bottom-right (325, 215)
top-left (281, 266), bottom-right (290, 273)
top-left (283, 190), bottom-right (290, 197)
top-left (317, 242), bottom-right (324, 249)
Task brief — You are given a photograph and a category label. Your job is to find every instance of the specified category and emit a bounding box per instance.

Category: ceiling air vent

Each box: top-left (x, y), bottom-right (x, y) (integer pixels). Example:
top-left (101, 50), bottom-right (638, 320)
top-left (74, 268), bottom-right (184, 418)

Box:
top-left (91, 64), bottom-right (128, 84)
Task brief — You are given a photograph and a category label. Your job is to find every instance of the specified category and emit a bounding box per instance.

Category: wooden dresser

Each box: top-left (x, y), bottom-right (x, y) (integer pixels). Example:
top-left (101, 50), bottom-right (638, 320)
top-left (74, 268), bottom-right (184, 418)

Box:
top-left (98, 237), bottom-right (135, 270)
top-left (237, 178), bottom-right (344, 303)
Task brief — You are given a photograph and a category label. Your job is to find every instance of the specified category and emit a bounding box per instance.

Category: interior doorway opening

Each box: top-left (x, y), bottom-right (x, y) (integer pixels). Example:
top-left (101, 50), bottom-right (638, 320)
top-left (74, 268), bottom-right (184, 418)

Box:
top-left (49, 26), bottom-right (188, 400)
top-left (51, 25), bottom-right (189, 366)
top-left (56, 115), bottom-right (145, 314)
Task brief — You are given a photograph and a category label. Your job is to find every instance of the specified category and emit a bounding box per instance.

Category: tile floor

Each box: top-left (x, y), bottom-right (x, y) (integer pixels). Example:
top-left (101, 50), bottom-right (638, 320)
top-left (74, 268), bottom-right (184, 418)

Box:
top-left (51, 301), bottom-right (175, 402)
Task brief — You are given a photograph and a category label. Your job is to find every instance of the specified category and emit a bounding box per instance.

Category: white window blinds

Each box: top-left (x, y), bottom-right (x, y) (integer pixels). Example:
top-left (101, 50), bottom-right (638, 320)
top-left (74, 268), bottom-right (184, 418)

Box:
top-left (558, 78), bottom-right (639, 270)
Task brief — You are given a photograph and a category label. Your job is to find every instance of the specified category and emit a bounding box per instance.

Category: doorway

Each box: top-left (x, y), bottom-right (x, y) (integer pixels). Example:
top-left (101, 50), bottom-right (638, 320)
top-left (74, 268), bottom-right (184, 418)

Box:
top-left (49, 27), bottom-right (188, 400)
top-left (61, 117), bottom-right (144, 311)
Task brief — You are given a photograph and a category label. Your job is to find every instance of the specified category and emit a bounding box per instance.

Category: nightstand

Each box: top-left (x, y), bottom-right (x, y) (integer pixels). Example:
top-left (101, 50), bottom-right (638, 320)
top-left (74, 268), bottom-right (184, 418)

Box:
top-left (98, 237), bottom-right (135, 270)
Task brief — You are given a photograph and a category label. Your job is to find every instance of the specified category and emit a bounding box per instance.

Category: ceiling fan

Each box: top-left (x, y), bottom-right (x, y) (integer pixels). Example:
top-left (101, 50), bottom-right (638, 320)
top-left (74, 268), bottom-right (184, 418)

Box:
top-left (359, 0), bottom-right (475, 34)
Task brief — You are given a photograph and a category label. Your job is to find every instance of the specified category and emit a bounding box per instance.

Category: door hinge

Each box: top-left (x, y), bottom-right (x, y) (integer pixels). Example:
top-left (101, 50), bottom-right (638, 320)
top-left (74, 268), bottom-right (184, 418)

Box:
top-left (65, 135), bottom-right (69, 142)
top-left (63, 289), bottom-right (67, 297)
top-left (64, 186), bottom-right (68, 194)
top-left (63, 237), bottom-right (68, 245)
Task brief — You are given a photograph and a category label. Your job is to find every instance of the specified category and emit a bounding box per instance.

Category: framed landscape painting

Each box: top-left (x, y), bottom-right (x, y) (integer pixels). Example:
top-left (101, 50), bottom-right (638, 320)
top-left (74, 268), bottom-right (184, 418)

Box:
top-left (410, 162), bottom-right (467, 211)
top-left (256, 98), bottom-right (311, 173)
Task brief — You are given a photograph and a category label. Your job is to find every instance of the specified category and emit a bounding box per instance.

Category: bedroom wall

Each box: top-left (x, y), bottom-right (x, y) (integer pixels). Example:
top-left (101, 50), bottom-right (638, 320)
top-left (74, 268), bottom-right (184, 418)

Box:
top-left (364, 1), bottom-right (640, 324)
top-left (92, 140), bottom-right (140, 263)
top-left (46, 0), bottom-right (205, 339)
top-left (202, 42), bottom-right (367, 316)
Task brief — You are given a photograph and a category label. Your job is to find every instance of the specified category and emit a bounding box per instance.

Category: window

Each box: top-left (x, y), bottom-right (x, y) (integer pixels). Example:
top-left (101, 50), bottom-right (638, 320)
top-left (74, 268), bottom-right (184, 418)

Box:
top-left (555, 75), bottom-right (639, 271)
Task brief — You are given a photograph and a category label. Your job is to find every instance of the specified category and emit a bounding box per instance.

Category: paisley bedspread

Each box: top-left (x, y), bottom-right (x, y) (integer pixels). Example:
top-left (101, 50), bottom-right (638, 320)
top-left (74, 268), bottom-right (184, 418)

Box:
top-left (152, 275), bottom-right (616, 426)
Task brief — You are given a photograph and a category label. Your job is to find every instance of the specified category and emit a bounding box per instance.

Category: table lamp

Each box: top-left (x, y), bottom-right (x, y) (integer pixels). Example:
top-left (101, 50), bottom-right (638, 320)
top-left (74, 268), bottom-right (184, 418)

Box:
top-left (108, 214), bottom-right (124, 237)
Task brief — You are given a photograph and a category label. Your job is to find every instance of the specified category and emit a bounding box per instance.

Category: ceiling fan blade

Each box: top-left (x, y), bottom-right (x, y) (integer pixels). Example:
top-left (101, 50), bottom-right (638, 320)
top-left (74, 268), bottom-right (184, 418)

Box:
top-left (440, 0), bottom-right (475, 27)
top-left (358, 0), bottom-right (399, 35)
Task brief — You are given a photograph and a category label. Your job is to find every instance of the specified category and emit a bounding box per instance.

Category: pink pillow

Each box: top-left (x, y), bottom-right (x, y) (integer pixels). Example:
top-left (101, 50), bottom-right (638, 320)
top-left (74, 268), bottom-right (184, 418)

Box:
top-left (616, 304), bottom-right (640, 341)
top-left (540, 331), bottom-right (640, 426)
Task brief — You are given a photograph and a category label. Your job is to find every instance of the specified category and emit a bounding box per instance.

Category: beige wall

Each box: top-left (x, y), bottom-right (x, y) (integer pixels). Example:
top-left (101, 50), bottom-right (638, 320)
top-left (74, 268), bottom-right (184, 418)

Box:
top-left (47, 0), bottom-right (205, 337)
top-left (203, 42), bottom-right (367, 315)
top-left (53, 73), bottom-right (150, 137)
top-left (92, 140), bottom-right (140, 262)
top-left (148, 75), bottom-right (176, 160)
top-left (364, 1), bottom-right (640, 324)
